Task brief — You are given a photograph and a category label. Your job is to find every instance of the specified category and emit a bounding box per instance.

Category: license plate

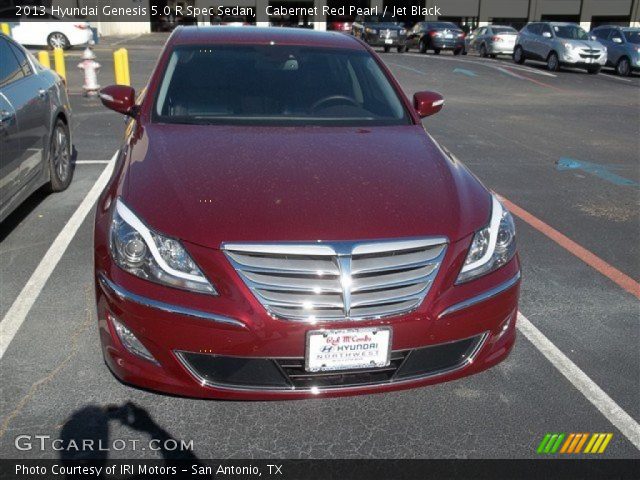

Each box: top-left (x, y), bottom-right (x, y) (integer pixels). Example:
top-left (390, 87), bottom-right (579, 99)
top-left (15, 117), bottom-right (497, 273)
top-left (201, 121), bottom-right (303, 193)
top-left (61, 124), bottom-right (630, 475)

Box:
top-left (445, 33), bottom-right (453, 39)
top-left (385, 39), bottom-right (393, 44)
top-left (305, 327), bottom-right (392, 372)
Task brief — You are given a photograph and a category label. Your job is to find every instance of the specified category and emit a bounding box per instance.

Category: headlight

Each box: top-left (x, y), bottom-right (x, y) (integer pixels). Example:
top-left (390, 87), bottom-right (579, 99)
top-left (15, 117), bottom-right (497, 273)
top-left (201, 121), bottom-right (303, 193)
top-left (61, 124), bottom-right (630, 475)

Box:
top-left (365, 27), bottom-right (378, 34)
top-left (457, 195), bottom-right (516, 283)
top-left (110, 198), bottom-right (216, 294)
top-left (400, 29), bottom-right (407, 35)
top-left (562, 42), bottom-right (576, 51)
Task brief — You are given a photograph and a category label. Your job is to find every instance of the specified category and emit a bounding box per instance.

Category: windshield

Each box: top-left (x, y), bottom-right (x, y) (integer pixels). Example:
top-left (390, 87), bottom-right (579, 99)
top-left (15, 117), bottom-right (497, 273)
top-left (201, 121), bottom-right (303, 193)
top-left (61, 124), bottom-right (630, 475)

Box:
top-left (623, 30), bottom-right (640, 44)
top-left (492, 27), bottom-right (516, 34)
top-left (154, 45), bottom-right (410, 126)
top-left (553, 25), bottom-right (588, 40)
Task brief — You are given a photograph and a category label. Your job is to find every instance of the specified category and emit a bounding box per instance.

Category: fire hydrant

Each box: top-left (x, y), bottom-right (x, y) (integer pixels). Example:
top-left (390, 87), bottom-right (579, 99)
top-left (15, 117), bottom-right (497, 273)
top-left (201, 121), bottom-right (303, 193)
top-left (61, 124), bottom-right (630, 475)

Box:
top-left (77, 46), bottom-right (100, 96)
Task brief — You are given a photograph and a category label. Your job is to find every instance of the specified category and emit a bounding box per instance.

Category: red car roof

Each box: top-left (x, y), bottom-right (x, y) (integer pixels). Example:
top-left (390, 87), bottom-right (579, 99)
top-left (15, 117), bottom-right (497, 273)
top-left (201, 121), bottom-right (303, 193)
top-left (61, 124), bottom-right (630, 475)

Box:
top-left (172, 26), bottom-right (366, 50)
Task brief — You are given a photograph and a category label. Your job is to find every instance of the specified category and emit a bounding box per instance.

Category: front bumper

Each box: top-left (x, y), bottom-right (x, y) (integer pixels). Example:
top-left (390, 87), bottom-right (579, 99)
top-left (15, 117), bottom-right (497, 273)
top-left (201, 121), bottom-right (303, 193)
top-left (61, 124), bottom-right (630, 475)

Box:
top-left (561, 50), bottom-right (607, 67)
top-left (364, 33), bottom-right (406, 48)
top-left (95, 238), bottom-right (521, 400)
top-left (431, 38), bottom-right (465, 50)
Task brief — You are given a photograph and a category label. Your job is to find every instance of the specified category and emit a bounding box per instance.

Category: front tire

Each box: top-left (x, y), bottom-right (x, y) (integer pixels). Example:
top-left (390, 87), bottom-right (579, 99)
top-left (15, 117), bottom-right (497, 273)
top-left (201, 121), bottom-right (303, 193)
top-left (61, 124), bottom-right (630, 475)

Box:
top-left (419, 39), bottom-right (427, 54)
top-left (480, 44), bottom-right (488, 58)
top-left (46, 119), bottom-right (73, 192)
top-left (453, 47), bottom-right (462, 56)
top-left (383, 45), bottom-right (390, 53)
top-left (433, 48), bottom-right (441, 55)
top-left (547, 52), bottom-right (560, 72)
top-left (513, 46), bottom-right (525, 64)
top-left (47, 32), bottom-right (70, 50)
top-left (616, 57), bottom-right (631, 76)
top-left (397, 45), bottom-right (406, 53)
top-left (587, 65), bottom-right (601, 74)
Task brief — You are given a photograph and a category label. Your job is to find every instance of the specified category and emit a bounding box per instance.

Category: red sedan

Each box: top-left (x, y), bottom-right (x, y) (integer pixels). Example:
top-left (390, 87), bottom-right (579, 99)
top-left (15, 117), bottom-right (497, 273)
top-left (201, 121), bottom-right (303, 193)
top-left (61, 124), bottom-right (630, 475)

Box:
top-left (95, 26), bottom-right (520, 400)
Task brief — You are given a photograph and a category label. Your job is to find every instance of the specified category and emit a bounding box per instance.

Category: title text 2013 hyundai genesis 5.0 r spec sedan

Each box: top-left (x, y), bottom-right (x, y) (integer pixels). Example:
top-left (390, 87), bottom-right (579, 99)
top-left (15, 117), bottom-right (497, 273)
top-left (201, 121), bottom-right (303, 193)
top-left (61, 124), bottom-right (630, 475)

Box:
top-left (95, 27), bottom-right (521, 400)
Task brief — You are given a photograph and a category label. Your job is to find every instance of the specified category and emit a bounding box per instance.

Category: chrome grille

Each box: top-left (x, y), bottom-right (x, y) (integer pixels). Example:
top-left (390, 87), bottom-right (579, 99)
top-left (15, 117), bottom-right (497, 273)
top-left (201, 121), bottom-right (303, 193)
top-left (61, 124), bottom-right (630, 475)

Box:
top-left (223, 238), bottom-right (447, 322)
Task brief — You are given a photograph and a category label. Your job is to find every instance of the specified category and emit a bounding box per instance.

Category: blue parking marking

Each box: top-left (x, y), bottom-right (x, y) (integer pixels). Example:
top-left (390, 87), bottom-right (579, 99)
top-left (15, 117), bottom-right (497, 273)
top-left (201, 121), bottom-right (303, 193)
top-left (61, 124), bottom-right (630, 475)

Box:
top-left (556, 157), bottom-right (639, 187)
top-left (453, 68), bottom-right (478, 77)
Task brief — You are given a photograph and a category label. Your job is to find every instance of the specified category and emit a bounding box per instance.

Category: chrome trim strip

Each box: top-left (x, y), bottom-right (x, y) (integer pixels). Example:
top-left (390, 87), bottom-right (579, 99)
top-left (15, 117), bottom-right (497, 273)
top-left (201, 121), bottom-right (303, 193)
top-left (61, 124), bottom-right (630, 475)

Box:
top-left (174, 332), bottom-right (488, 393)
top-left (438, 271), bottom-right (521, 319)
top-left (98, 274), bottom-right (246, 329)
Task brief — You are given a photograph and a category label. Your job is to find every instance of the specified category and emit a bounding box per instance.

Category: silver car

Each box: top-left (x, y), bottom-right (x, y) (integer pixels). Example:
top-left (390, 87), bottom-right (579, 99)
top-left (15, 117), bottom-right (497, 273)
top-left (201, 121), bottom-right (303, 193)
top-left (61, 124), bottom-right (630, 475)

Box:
top-left (513, 22), bottom-right (606, 73)
top-left (466, 25), bottom-right (518, 58)
top-left (591, 26), bottom-right (640, 76)
top-left (0, 34), bottom-right (73, 223)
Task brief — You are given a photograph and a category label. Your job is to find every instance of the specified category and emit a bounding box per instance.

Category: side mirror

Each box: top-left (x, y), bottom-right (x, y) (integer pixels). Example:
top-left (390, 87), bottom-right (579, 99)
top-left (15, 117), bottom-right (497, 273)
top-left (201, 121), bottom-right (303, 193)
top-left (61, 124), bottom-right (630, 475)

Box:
top-left (612, 37), bottom-right (622, 43)
top-left (589, 35), bottom-right (597, 41)
top-left (542, 31), bottom-right (552, 38)
top-left (413, 91), bottom-right (444, 118)
top-left (99, 85), bottom-right (136, 116)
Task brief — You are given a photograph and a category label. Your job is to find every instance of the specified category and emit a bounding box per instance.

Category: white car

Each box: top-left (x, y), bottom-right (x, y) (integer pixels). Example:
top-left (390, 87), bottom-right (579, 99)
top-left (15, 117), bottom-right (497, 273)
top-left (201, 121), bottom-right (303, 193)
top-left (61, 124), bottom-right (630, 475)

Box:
top-left (0, 8), bottom-right (92, 49)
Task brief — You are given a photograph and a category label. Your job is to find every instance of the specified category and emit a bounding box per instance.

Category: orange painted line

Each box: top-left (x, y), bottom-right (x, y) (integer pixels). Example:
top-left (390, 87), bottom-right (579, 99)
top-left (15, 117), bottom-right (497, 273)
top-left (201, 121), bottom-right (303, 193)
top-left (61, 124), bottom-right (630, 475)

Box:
top-left (498, 195), bottom-right (640, 300)
top-left (575, 433), bottom-right (589, 453)
top-left (560, 433), bottom-right (575, 453)
top-left (567, 434), bottom-right (582, 453)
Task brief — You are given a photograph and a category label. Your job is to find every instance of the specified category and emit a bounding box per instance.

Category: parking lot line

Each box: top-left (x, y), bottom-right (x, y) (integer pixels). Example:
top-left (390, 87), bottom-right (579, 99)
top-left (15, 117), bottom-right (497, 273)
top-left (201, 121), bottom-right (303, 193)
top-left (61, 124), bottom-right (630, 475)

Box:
top-left (498, 195), bottom-right (640, 299)
top-left (0, 152), bottom-right (117, 360)
top-left (517, 311), bottom-right (640, 450)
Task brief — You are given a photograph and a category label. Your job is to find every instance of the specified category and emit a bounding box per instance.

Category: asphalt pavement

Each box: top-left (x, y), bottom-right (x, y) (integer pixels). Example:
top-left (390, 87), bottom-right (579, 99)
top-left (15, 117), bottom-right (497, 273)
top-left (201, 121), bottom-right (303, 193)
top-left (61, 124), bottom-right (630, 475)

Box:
top-left (0, 34), bottom-right (638, 460)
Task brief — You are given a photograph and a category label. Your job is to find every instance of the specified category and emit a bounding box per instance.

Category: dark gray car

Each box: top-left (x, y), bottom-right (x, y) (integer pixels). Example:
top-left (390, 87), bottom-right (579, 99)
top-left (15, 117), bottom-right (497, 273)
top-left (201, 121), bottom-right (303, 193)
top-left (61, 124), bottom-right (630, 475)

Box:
top-left (351, 14), bottom-right (407, 53)
top-left (591, 26), bottom-right (640, 76)
top-left (0, 34), bottom-right (73, 223)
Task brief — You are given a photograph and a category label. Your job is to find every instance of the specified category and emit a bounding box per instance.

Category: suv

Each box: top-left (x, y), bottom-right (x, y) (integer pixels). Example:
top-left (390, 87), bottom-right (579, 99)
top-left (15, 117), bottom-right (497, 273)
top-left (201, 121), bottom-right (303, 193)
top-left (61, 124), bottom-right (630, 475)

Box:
top-left (591, 25), bottom-right (640, 76)
top-left (513, 22), bottom-right (606, 73)
top-left (406, 21), bottom-right (465, 55)
top-left (352, 14), bottom-right (407, 53)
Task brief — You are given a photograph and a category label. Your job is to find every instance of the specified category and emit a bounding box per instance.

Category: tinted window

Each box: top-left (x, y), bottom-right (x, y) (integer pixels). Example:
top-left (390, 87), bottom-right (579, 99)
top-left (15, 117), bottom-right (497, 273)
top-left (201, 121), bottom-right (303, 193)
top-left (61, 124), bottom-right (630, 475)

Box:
top-left (591, 28), bottom-right (610, 39)
top-left (623, 29), bottom-right (640, 44)
top-left (553, 25), bottom-right (588, 40)
top-left (0, 38), bottom-right (25, 87)
top-left (154, 45), bottom-right (410, 126)
top-left (527, 24), bottom-right (541, 35)
top-left (8, 41), bottom-right (32, 77)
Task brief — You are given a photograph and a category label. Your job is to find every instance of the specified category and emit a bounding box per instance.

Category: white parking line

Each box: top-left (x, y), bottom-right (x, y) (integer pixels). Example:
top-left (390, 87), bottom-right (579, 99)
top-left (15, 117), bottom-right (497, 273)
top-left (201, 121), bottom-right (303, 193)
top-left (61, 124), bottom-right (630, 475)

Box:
top-left (403, 53), bottom-right (558, 77)
top-left (0, 152), bottom-right (117, 360)
top-left (517, 312), bottom-right (640, 450)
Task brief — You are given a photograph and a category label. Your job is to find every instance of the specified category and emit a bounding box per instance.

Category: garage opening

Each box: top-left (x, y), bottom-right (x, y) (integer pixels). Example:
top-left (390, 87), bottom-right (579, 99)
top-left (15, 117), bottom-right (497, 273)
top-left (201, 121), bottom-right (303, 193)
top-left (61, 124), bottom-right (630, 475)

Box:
top-left (590, 16), bottom-right (631, 28)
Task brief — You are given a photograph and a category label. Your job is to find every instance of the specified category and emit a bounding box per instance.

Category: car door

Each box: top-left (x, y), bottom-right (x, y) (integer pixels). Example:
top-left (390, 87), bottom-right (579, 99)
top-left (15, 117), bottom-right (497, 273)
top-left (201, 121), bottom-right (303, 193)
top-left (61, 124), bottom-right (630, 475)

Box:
top-left (538, 24), bottom-right (554, 59)
top-left (607, 29), bottom-right (625, 66)
top-left (519, 24), bottom-right (536, 56)
top-left (0, 37), bottom-right (50, 203)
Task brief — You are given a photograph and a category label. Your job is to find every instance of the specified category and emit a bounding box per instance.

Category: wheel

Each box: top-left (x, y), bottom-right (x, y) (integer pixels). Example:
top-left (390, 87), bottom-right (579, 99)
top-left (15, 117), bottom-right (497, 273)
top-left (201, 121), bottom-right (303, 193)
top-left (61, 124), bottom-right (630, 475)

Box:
top-left (547, 52), bottom-right (560, 72)
top-left (616, 57), bottom-right (631, 76)
top-left (47, 32), bottom-right (70, 50)
top-left (433, 48), bottom-right (441, 55)
top-left (490, 54), bottom-right (497, 59)
top-left (480, 44), bottom-right (488, 58)
top-left (46, 119), bottom-right (73, 192)
top-left (462, 48), bottom-right (467, 55)
top-left (397, 46), bottom-right (406, 53)
top-left (513, 46), bottom-right (525, 64)
top-left (383, 45), bottom-right (390, 53)
top-left (453, 48), bottom-right (462, 56)
top-left (587, 65), bottom-right (601, 74)
top-left (419, 39), bottom-right (427, 54)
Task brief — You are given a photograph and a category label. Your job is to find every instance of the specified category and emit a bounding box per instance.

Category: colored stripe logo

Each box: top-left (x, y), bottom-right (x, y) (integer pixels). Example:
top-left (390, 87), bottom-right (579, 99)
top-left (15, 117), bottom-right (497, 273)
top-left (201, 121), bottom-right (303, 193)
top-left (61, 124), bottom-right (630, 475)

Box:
top-left (537, 433), bottom-right (613, 454)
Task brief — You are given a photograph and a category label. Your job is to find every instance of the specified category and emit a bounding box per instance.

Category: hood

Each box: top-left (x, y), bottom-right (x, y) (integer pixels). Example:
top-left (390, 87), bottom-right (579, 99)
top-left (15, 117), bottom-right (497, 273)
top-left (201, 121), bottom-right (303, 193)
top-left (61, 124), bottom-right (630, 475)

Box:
top-left (120, 124), bottom-right (490, 249)
top-left (564, 39), bottom-right (604, 50)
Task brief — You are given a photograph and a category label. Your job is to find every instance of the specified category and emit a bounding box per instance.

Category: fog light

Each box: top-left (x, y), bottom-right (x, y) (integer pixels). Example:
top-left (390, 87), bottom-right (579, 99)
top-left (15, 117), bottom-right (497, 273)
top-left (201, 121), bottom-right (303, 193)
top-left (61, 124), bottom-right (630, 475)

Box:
top-left (110, 315), bottom-right (158, 364)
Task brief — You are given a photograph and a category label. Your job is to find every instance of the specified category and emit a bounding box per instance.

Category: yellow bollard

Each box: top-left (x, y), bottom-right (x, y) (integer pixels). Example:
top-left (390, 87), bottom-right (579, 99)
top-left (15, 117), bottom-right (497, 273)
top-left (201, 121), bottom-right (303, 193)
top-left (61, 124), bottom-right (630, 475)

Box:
top-left (1, 23), bottom-right (10, 36)
top-left (113, 49), bottom-right (123, 84)
top-left (38, 51), bottom-right (50, 69)
top-left (53, 47), bottom-right (65, 80)
top-left (120, 48), bottom-right (130, 86)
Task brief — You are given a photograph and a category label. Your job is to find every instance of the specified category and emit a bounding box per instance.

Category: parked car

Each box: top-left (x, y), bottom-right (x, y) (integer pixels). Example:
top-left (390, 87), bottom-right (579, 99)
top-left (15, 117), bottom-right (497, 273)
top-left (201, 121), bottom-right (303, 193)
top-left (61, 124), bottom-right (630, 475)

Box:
top-left (0, 7), bottom-right (92, 49)
top-left (351, 14), bottom-right (407, 52)
top-left (95, 26), bottom-right (520, 400)
top-left (591, 25), bottom-right (640, 76)
top-left (466, 25), bottom-right (518, 57)
top-left (513, 22), bottom-right (606, 73)
top-left (406, 21), bottom-right (465, 55)
top-left (0, 34), bottom-right (73, 223)
top-left (327, 17), bottom-right (353, 33)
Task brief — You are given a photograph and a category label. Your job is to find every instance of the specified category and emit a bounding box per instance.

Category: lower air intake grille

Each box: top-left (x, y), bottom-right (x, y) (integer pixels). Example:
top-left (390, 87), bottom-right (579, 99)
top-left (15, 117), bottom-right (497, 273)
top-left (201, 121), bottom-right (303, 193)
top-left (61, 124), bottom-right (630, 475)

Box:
top-left (176, 334), bottom-right (485, 391)
top-left (223, 238), bottom-right (447, 322)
